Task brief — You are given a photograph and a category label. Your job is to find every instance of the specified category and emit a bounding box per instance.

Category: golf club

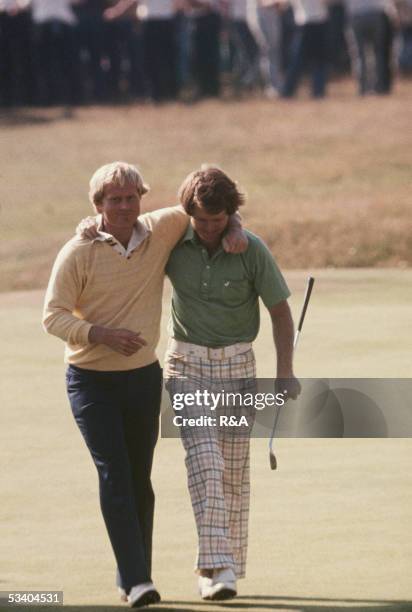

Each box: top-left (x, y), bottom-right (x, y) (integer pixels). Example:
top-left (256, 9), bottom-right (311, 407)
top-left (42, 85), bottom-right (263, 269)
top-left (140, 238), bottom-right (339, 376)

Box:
top-left (269, 276), bottom-right (315, 470)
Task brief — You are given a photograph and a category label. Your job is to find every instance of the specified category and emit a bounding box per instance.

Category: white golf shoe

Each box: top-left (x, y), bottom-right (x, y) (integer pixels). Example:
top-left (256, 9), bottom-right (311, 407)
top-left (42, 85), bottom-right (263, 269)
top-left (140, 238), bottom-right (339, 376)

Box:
top-left (127, 582), bottom-right (160, 608)
top-left (198, 575), bottom-right (213, 599)
top-left (118, 587), bottom-right (128, 602)
top-left (201, 568), bottom-right (237, 601)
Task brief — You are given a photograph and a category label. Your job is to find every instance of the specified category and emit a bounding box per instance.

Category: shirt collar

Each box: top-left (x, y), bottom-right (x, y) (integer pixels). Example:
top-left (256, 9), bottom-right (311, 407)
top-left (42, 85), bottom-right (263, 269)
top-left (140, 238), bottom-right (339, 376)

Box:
top-left (93, 214), bottom-right (150, 250)
top-left (180, 223), bottom-right (225, 259)
top-left (180, 223), bottom-right (196, 244)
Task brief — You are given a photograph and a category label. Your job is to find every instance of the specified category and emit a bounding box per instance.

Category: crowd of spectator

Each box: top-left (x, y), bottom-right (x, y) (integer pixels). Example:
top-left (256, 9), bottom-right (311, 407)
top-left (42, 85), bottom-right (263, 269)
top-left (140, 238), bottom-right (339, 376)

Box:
top-left (1, 0), bottom-right (412, 108)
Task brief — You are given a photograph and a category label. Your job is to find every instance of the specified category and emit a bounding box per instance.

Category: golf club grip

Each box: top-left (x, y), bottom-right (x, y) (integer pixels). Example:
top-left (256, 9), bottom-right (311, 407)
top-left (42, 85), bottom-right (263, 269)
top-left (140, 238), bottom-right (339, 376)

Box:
top-left (297, 277), bottom-right (315, 332)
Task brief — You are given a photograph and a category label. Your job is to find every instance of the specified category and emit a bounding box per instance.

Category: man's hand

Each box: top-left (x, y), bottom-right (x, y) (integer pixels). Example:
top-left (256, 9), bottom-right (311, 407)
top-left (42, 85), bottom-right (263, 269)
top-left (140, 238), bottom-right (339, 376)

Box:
top-left (222, 228), bottom-right (248, 254)
top-left (189, 1), bottom-right (214, 11)
top-left (275, 376), bottom-right (301, 401)
top-left (89, 326), bottom-right (147, 356)
top-left (103, 0), bottom-right (137, 20)
top-left (223, 212), bottom-right (248, 253)
top-left (76, 216), bottom-right (99, 240)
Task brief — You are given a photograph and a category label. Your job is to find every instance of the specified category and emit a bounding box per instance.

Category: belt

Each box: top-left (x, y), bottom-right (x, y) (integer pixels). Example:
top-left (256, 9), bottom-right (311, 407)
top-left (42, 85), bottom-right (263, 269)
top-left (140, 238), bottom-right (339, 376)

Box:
top-left (168, 339), bottom-right (252, 361)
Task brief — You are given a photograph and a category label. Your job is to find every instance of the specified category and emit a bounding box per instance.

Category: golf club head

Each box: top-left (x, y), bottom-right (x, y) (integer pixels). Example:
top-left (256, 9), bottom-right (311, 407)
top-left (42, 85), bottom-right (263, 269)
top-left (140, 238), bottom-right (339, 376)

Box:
top-left (269, 452), bottom-right (277, 470)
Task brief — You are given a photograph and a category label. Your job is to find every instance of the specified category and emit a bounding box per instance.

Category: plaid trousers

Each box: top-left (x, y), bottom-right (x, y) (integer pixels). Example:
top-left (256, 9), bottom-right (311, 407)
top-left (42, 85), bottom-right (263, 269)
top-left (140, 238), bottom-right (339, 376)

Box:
top-left (164, 346), bottom-right (256, 578)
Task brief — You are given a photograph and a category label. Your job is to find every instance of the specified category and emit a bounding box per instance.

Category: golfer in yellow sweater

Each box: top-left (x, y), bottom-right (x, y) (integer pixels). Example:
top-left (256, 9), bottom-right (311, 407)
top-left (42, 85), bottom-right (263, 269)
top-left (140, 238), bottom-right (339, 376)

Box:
top-left (42, 161), bottom-right (245, 608)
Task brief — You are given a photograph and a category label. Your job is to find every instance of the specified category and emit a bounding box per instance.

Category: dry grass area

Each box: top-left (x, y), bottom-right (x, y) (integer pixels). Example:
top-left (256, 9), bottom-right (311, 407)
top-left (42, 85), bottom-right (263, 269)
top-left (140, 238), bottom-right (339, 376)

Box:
top-left (0, 79), bottom-right (411, 291)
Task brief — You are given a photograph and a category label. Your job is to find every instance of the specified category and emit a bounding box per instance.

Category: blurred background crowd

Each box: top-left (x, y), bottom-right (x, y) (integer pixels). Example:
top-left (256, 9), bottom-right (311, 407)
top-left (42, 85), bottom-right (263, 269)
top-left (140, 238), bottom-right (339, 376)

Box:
top-left (1, 0), bottom-right (412, 108)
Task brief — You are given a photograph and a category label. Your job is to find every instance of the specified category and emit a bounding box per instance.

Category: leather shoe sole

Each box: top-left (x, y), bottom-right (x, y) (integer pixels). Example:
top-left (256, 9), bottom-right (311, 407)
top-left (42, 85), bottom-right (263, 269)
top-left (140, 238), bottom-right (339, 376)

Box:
top-left (130, 589), bottom-right (160, 608)
top-left (203, 584), bottom-right (237, 601)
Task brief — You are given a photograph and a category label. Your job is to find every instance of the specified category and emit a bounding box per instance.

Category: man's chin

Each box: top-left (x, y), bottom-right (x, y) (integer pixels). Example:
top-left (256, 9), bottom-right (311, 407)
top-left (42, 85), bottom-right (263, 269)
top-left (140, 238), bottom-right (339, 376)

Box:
top-left (200, 236), bottom-right (219, 245)
top-left (113, 219), bottom-right (137, 227)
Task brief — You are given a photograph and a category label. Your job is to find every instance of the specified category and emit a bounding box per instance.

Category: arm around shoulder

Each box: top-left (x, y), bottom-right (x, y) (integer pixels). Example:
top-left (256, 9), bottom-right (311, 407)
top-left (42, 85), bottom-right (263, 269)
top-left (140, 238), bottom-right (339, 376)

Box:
top-left (141, 205), bottom-right (189, 247)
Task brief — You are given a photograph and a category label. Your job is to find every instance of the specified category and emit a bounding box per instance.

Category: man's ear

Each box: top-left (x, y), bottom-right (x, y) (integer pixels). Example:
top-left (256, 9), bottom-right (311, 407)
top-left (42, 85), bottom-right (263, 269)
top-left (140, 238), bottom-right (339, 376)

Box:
top-left (94, 203), bottom-right (102, 214)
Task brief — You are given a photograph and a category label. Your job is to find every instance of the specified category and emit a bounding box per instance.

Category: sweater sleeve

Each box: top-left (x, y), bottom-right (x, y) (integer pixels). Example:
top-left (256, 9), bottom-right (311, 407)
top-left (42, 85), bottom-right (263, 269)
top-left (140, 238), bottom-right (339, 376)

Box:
top-left (140, 205), bottom-right (189, 248)
top-left (42, 240), bottom-right (93, 346)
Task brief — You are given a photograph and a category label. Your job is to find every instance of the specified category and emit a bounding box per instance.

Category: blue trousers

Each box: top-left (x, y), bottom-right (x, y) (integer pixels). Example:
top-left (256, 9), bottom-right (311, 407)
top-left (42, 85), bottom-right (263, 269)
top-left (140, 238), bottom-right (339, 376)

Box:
top-left (66, 361), bottom-right (162, 593)
top-left (350, 10), bottom-right (391, 95)
top-left (33, 20), bottom-right (79, 106)
top-left (282, 21), bottom-right (328, 98)
top-left (230, 20), bottom-right (260, 89)
top-left (142, 18), bottom-right (178, 102)
top-left (194, 12), bottom-right (221, 98)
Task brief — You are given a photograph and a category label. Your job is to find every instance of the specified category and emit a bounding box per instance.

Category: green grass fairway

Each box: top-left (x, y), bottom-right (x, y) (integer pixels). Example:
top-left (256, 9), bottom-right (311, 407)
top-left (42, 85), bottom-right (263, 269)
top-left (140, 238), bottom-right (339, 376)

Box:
top-left (1, 270), bottom-right (411, 611)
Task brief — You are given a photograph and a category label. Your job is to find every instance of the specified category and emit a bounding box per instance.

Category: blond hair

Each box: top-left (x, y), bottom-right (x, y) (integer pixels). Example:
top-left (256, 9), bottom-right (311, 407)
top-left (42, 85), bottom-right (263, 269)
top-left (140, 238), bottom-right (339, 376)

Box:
top-left (89, 162), bottom-right (149, 207)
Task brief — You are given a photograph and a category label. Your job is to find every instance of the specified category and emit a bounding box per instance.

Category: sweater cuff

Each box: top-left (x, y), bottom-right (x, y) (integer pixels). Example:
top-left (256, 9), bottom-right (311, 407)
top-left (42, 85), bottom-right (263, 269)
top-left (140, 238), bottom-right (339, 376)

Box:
top-left (70, 321), bottom-right (93, 346)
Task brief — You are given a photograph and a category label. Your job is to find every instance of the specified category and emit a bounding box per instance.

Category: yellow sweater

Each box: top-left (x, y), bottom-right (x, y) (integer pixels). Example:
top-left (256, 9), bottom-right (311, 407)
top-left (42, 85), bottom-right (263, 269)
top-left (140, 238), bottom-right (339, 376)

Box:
top-left (43, 206), bottom-right (188, 371)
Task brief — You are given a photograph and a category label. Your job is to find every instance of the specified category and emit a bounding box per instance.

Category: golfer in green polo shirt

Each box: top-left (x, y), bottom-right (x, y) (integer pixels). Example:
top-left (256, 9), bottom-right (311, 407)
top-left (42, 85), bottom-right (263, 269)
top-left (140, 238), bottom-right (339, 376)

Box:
top-left (164, 165), bottom-right (300, 601)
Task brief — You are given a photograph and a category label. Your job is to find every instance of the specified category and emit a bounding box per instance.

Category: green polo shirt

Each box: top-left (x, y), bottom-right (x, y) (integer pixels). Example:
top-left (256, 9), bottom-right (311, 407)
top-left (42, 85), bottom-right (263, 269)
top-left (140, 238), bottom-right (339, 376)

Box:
top-left (166, 226), bottom-right (290, 348)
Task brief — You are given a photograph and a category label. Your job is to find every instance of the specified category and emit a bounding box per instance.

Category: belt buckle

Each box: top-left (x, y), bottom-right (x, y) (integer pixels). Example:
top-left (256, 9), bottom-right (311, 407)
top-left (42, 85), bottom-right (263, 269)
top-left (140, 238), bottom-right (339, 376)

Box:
top-left (207, 346), bottom-right (225, 360)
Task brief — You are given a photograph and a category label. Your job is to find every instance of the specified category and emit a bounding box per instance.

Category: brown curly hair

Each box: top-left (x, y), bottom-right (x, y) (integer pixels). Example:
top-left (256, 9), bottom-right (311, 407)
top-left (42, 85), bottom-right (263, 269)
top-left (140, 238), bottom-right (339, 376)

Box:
top-left (178, 165), bottom-right (245, 216)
